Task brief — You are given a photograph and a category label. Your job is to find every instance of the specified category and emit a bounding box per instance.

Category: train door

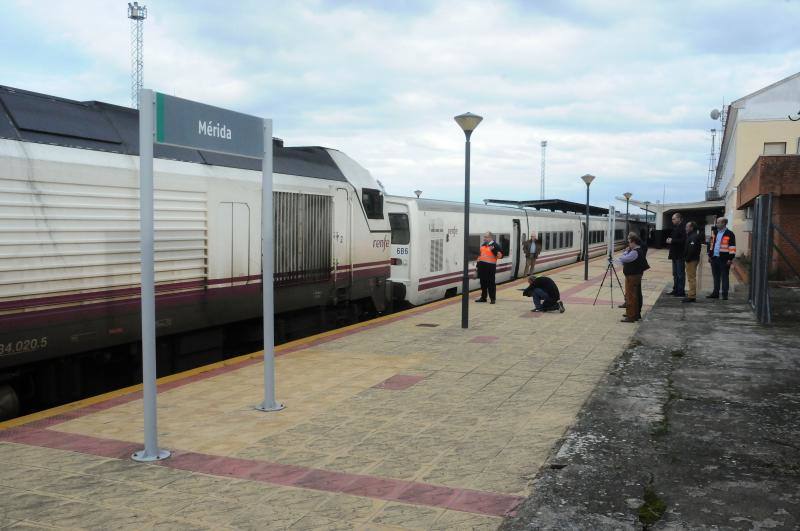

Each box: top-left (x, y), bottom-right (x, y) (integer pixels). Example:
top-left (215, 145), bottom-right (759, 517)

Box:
top-left (333, 187), bottom-right (351, 289)
top-left (512, 219), bottom-right (521, 278)
top-left (388, 208), bottom-right (411, 282)
top-left (218, 202), bottom-right (251, 283)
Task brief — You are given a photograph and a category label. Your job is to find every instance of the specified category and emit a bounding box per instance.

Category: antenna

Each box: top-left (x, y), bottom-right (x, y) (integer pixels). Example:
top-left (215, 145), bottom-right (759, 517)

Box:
top-left (706, 128), bottom-right (717, 189)
top-left (128, 2), bottom-right (147, 109)
top-left (540, 140), bottom-right (547, 200)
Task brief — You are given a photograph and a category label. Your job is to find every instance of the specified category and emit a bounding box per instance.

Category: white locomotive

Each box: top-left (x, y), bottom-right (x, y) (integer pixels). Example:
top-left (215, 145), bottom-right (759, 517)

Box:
top-left (0, 85), bottom-right (391, 417)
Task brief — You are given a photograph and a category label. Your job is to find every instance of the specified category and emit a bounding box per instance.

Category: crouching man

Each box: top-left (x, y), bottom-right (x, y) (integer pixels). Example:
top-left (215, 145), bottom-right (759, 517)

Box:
top-left (525, 275), bottom-right (565, 313)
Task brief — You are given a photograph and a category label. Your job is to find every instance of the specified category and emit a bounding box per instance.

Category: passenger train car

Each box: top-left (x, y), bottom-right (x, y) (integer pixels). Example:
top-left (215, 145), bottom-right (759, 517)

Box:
top-left (386, 196), bottom-right (626, 306)
top-left (0, 85), bottom-right (392, 417)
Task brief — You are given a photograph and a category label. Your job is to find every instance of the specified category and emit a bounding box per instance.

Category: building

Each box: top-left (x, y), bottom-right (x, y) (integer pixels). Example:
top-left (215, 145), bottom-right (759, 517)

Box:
top-left (712, 71), bottom-right (800, 246)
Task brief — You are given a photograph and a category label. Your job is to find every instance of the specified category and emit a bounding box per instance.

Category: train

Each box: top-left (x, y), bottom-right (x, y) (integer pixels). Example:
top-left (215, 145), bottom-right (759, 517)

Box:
top-left (0, 84), bottom-right (625, 419)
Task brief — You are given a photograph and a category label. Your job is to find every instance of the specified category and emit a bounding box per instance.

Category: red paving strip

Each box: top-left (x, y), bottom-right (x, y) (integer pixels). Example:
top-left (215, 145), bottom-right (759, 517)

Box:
top-left (0, 426), bottom-right (524, 518)
top-left (372, 374), bottom-right (425, 390)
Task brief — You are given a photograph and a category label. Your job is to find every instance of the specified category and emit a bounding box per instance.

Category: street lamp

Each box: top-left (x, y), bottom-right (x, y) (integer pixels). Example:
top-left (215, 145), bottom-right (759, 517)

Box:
top-left (643, 201), bottom-right (651, 245)
top-left (623, 192), bottom-right (632, 237)
top-left (414, 190), bottom-right (422, 198)
top-left (454, 112), bottom-right (483, 329)
top-left (581, 174), bottom-right (596, 281)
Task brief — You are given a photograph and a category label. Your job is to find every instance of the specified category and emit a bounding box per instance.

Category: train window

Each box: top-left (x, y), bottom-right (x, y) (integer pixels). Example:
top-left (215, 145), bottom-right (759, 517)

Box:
top-left (468, 235), bottom-right (482, 259)
top-left (614, 229), bottom-right (624, 241)
top-left (558, 232), bottom-right (564, 248)
top-left (361, 188), bottom-right (384, 219)
top-left (544, 232), bottom-right (550, 250)
top-left (568, 232), bottom-right (573, 247)
top-left (498, 234), bottom-right (510, 257)
top-left (389, 213), bottom-right (410, 245)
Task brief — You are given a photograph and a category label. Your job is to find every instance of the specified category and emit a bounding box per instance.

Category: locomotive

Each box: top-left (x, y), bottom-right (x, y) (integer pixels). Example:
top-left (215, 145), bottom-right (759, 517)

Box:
top-left (0, 85), bottom-right (391, 418)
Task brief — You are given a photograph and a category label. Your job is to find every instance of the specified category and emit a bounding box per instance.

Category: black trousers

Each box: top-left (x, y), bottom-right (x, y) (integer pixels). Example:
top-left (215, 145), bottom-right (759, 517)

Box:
top-left (710, 256), bottom-right (731, 296)
top-left (636, 278), bottom-right (643, 319)
top-left (477, 261), bottom-right (497, 301)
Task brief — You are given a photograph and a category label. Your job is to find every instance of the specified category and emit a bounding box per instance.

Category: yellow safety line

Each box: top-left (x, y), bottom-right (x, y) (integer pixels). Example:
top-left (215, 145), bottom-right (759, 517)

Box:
top-left (0, 256), bottom-right (604, 430)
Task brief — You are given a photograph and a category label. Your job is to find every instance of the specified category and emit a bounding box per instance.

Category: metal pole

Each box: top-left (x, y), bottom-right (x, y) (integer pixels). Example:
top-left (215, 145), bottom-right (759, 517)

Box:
top-left (584, 183), bottom-right (590, 280)
top-left (132, 88), bottom-right (169, 462)
top-left (625, 198), bottom-right (630, 236)
top-left (258, 119), bottom-right (284, 412)
top-left (461, 133), bottom-right (471, 329)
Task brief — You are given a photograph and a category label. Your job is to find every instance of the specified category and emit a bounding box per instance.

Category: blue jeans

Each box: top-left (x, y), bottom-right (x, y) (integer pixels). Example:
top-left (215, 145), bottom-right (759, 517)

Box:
top-left (532, 288), bottom-right (551, 310)
top-left (672, 258), bottom-right (685, 294)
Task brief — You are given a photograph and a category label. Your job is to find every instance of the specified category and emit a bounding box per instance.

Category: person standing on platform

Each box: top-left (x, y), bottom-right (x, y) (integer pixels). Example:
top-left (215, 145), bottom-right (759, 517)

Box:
top-left (475, 231), bottom-right (503, 304)
top-left (666, 212), bottom-right (686, 297)
top-left (617, 232), bottom-right (649, 322)
top-left (682, 221), bottom-right (702, 303)
top-left (707, 217), bottom-right (736, 300)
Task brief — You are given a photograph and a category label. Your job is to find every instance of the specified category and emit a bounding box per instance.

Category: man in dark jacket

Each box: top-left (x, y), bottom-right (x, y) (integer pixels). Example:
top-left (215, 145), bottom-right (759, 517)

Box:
top-left (617, 232), bottom-right (650, 322)
top-left (707, 217), bottom-right (736, 300)
top-left (682, 221), bottom-right (702, 303)
top-left (524, 275), bottom-right (565, 313)
top-left (666, 212), bottom-right (686, 297)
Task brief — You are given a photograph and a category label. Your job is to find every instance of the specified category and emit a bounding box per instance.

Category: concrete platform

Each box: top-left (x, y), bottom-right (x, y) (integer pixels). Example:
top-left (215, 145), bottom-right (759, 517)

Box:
top-left (0, 251), bottom-right (673, 530)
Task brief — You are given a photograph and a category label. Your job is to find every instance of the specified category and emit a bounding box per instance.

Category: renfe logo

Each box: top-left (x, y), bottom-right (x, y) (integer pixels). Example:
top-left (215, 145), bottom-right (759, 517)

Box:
top-left (373, 238), bottom-right (390, 249)
top-left (198, 120), bottom-right (232, 140)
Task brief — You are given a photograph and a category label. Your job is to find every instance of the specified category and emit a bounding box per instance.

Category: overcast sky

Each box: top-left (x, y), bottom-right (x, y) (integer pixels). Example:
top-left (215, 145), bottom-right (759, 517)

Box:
top-left (2, 0), bottom-right (799, 213)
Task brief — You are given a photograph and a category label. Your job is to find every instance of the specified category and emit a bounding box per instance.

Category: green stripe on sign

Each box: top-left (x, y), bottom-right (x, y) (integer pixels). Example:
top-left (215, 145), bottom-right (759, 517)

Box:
top-left (155, 92), bottom-right (165, 143)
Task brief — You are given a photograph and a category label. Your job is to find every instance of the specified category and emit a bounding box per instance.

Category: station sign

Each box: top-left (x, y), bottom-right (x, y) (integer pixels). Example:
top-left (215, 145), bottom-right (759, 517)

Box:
top-left (154, 92), bottom-right (263, 159)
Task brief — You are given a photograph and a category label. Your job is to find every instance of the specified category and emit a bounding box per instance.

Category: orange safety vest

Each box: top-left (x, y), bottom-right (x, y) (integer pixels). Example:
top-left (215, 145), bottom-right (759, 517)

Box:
top-left (478, 243), bottom-right (501, 263)
top-left (711, 232), bottom-right (736, 254)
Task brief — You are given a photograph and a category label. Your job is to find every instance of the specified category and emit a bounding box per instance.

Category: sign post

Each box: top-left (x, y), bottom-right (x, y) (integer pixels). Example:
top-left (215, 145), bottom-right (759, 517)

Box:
top-left (132, 88), bottom-right (170, 462)
top-left (132, 92), bottom-right (281, 462)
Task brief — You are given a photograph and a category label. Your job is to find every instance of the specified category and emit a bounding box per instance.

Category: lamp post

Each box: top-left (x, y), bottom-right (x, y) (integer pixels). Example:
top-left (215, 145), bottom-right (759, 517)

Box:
top-left (623, 192), bottom-right (632, 237)
top-left (581, 174), bottom-right (596, 281)
top-left (454, 112), bottom-right (483, 329)
top-left (643, 201), bottom-right (651, 245)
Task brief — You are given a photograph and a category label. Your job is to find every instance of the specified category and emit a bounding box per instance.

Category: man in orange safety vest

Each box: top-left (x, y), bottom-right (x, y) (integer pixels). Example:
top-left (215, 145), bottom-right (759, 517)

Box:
top-left (475, 231), bottom-right (503, 304)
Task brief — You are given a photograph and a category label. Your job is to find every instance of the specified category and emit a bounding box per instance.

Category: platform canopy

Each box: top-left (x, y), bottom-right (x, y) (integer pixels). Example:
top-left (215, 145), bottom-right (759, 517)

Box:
top-left (485, 198), bottom-right (610, 217)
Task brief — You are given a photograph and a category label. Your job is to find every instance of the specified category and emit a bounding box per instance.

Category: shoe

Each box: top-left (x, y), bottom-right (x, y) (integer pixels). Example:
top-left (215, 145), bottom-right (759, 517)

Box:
top-left (706, 293), bottom-right (719, 299)
top-left (558, 301), bottom-right (565, 313)
top-left (618, 302), bottom-right (627, 308)
top-left (490, 300), bottom-right (496, 305)
top-left (721, 294), bottom-right (728, 300)
top-left (531, 308), bottom-right (543, 312)
top-left (620, 317), bottom-right (637, 323)
top-left (667, 290), bottom-right (676, 295)
top-left (681, 298), bottom-right (696, 303)
top-left (475, 298), bottom-right (487, 303)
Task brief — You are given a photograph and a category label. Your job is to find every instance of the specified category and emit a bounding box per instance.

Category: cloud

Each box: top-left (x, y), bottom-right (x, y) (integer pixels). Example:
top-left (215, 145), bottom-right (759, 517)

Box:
top-left (1, 0), bottom-right (798, 214)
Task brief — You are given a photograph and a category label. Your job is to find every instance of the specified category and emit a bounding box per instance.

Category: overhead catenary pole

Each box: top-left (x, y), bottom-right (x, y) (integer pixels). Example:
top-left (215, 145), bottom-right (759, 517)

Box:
top-left (258, 119), bottom-right (284, 412)
top-left (540, 140), bottom-right (547, 200)
top-left (132, 88), bottom-right (170, 462)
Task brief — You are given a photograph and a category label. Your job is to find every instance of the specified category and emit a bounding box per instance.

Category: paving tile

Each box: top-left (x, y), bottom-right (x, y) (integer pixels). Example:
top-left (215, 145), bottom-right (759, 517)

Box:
top-left (370, 502), bottom-right (442, 529)
top-left (313, 493), bottom-right (384, 522)
top-left (170, 497), bottom-right (244, 527)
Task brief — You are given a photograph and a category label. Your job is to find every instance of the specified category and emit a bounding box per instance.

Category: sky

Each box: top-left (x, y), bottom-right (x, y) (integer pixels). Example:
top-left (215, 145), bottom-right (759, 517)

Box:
top-left (2, 0), bottom-right (799, 215)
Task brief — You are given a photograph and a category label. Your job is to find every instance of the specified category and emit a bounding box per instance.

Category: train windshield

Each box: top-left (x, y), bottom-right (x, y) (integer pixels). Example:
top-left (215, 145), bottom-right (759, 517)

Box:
top-left (362, 188), bottom-right (384, 219)
top-left (389, 213), bottom-right (410, 244)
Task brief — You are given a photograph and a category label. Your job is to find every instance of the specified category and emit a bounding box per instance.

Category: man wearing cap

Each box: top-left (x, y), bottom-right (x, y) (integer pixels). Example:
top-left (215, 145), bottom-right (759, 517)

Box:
top-left (475, 231), bottom-right (503, 304)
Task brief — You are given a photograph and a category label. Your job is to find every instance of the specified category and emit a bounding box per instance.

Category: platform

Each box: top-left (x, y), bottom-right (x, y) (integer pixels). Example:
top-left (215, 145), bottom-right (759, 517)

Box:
top-left (0, 251), bottom-right (673, 530)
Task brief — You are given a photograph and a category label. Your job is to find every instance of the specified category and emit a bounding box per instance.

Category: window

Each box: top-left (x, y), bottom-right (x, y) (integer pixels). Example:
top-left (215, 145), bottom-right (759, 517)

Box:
top-left (614, 229), bottom-right (624, 241)
top-left (498, 234), bottom-right (510, 257)
top-left (545, 232), bottom-right (551, 250)
top-left (468, 235), bottom-right (482, 258)
top-left (568, 232), bottom-right (573, 247)
top-left (361, 188), bottom-right (384, 219)
top-left (763, 142), bottom-right (787, 155)
top-left (389, 213), bottom-right (410, 245)
top-left (558, 232), bottom-right (564, 248)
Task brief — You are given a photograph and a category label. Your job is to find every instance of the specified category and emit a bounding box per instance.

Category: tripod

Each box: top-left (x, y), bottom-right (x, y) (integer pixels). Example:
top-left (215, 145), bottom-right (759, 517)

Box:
top-left (593, 254), bottom-right (625, 306)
